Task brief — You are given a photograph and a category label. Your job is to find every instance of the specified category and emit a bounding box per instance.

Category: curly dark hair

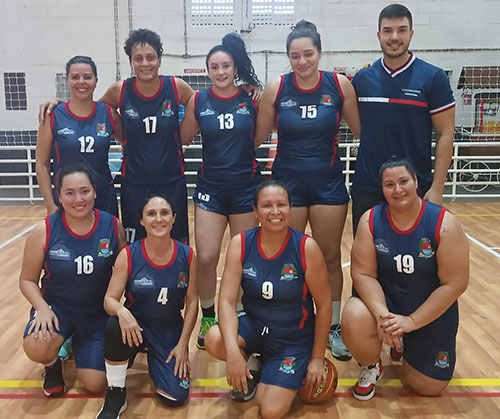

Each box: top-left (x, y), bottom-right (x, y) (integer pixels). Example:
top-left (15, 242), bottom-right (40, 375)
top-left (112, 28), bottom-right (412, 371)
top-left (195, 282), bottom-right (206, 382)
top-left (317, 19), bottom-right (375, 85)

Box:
top-left (124, 28), bottom-right (163, 59)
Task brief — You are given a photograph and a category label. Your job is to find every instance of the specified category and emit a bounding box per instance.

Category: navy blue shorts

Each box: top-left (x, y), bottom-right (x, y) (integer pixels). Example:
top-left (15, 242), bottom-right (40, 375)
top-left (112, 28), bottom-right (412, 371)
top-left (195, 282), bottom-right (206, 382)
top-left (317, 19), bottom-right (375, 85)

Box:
top-left (53, 182), bottom-right (118, 217)
top-left (272, 174), bottom-right (349, 207)
top-left (120, 178), bottom-right (188, 244)
top-left (24, 305), bottom-right (107, 371)
top-left (193, 176), bottom-right (261, 216)
top-left (237, 313), bottom-right (313, 391)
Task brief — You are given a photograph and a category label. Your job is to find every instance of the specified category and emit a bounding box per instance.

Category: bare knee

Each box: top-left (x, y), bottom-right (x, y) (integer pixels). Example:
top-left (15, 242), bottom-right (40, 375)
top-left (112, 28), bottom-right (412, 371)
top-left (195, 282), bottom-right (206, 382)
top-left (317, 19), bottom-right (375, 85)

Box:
top-left (404, 372), bottom-right (449, 396)
top-left (341, 297), bottom-right (374, 337)
top-left (259, 403), bottom-right (290, 419)
top-left (205, 325), bottom-right (225, 360)
top-left (78, 370), bottom-right (107, 394)
top-left (23, 335), bottom-right (61, 364)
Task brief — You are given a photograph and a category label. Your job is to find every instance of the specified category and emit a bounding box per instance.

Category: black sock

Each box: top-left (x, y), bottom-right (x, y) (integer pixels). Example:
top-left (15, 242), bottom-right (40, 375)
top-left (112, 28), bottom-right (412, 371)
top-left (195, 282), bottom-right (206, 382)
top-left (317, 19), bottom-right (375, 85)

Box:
top-left (202, 305), bottom-right (215, 318)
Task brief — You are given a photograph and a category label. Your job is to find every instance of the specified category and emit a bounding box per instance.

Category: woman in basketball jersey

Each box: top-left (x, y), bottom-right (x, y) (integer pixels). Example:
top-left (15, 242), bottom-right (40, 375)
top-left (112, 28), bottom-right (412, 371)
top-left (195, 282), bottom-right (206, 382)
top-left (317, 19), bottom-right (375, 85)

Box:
top-left (36, 56), bottom-right (122, 216)
top-left (254, 20), bottom-right (361, 361)
top-left (205, 181), bottom-right (331, 418)
top-left (343, 158), bottom-right (469, 401)
top-left (180, 33), bottom-right (262, 350)
top-left (96, 194), bottom-right (198, 417)
top-left (20, 163), bottom-right (126, 397)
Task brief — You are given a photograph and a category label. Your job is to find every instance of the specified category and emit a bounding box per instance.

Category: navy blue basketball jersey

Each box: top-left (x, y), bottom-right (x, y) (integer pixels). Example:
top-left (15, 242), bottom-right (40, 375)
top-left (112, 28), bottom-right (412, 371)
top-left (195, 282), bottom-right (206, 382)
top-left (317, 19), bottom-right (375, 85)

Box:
top-left (195, 87), bottom-right (260, 183)
top-left (273, 71), bottom-right (344, 179)
top-left (41, 209), bottom-right (119, 317)
top-left (124, 239), bottom-right (193, 328)
top-left (369, 199), bottom-right (457, 320)
top-left (50, 102), bottom-right (115, 188)
top-left (240, 227), bottom-right (314, 331)
top-left (119, 76), bottom-right (183, 185)
top-left (352, 55), bottom-right (455, 193)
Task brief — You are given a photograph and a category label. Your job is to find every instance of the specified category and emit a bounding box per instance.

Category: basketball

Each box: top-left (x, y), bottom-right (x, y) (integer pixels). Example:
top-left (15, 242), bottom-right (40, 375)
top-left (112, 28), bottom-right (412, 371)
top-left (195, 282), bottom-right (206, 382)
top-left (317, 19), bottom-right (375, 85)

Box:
top-left (298, 358), bottom-right (338, 403)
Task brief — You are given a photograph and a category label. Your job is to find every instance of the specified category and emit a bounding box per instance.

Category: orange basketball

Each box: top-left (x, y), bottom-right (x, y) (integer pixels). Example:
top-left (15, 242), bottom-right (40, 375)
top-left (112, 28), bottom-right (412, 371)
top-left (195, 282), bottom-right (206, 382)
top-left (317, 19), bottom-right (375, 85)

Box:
top-left (298, 358), bottom-right (338, 404)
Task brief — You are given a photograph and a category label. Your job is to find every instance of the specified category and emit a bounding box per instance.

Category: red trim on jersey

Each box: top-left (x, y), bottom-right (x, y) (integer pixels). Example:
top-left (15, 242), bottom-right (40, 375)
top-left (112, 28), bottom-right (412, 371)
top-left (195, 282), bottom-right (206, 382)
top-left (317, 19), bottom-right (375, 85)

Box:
top-left (209, 86), bottom-right (242, 101)
top-left (369, 207), bottom-right (375, 236)
top-left (240, 232), bottom-right (246, 265)
top-left (272, 75), bottom-right (285, 108)
top-left (50, 111), bottom-right (56, 135)
top-left (64, 102), bottom-right (97, 120)
top-left (112, 215), bottom-right (119, 243)
top-left (257, 228), bottom-right (291, 260)
top-left (44, 217), bottom-right (51, 254)
top-left (125, 291), bottom-right (134, 308)
top-left (251, 120), bottom-right (257, 180)
top-left (298, 304), bottom-right (308, 329)
top-left (330, 113), bottom-right (340, 166)
top-left (54, 142), bottom-right (61, 165)
top-left (300, 235), bottom-right (309, 272)
top-left (387, 199), bottom-right (426, 235)
top-left (62, 209), bottom-right (100, 239)
top-left (293, 71), bottom-right (323, 93)
top-left (194, 91), bottom-right (199, 112)
top-left (118, 80), bottom-right (126, 108)
top-left (382, 53), bottom-right (415, 76)
top-left (175, 131), bottom-right (185, 175)
top-left (388, 98), bottom-right (428, 107)
top-left (121, 152), bottom-right (127, 178)
top-left (125, 246), bottom-right (132, 278)
top-left (435, 207), bottom-right (448, 245)
top-left (252, 98), bottom-right (258, 112)
top-left (333, 72), bottom-right (344, 101)
top-left (133, 76), bottom-right (164, 100)
top-left (106, 104), bottom-right (116, 132)
top-left (188, 247), bottom-right (194, 266)
top-left (171, 76), bottom-right (180, 108)
top-left (141, 238), bottom-right (178, 269)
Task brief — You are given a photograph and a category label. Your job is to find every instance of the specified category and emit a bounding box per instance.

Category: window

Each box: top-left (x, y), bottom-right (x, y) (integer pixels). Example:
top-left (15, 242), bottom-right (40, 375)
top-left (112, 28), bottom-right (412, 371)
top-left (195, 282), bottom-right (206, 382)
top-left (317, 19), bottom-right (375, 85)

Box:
top-left (55, 73), bottom-right (71, 102)
top-left (252, 0), bottom-right (294, 26)
top-left (4, 72), bottom-right (27, 110)
top-left (191, 0), bottom-right (234, 26)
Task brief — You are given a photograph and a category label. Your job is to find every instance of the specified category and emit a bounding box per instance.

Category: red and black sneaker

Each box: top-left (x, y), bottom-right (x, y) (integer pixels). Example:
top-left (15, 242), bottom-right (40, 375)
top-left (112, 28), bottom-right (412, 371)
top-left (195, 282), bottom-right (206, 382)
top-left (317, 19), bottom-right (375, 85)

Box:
top-left (43, 358), bottom-right (65, 397)
top-left (353, 360), bottom-right (383, 401)
top-left (389, 346), bottom-right (404, 361)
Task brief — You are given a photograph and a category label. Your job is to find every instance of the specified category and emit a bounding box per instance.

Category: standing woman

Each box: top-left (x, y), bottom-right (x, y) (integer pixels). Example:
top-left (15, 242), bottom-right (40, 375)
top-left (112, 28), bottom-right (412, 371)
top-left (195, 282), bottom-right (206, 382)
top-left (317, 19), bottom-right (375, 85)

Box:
top-left (180, 33), bottom-right (262, 349)
top-left (205, 181), bottom-right (331, 418)
top-left (254, 20), bottom-right (361, 360)
top-left (96, 195), bottom-right (198, 417)
top-left (36, 56), bottom-right (122, 216)
top-left (20, 163), bottom-right (126, 397)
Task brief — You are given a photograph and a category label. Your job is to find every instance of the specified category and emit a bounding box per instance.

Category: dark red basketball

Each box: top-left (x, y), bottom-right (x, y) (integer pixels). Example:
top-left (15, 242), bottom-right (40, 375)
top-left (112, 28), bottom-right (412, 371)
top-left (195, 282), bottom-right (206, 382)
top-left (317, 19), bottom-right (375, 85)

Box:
top-left (298, 358), bottom-right (338, 403)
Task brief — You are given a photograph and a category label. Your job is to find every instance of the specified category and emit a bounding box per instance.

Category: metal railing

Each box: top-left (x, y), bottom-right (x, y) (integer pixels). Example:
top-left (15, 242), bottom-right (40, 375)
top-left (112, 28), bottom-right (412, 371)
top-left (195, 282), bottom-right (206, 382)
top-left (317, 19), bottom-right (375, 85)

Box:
top-left (1, 141), bottom-right (500, 204)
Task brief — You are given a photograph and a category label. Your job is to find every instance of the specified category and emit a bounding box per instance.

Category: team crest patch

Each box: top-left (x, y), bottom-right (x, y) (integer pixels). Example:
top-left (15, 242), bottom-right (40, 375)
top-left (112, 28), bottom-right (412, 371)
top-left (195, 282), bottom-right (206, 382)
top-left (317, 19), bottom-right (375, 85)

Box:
top-left (57, 127), bottom-right (74, 136)
top-left (177, 272), bottom-right (188, 288)
top-left (280, 99), bottom-right (297, 108)
top-left (96, 123), bottom-right (108, 137)
top-left (179, 377), bottom-right (190, 389)
top-left (374, 239), bottom-right (389, 254)
top-left (49, 244), bottom-right (71, 260)
top-left (418, 238), bottom-right (434, 258)
top-left (320, 95), bottom-right (333, 106)
top-left (237, 103), bottom-right (249, 114)
top-left (133, 276), bottom-right (155, 287)
top-left (200, 108), bottom-right (215, 117)
top-left (434, 351), bottom-right (450, 368)
top-left (243, 263), bottom-right (257, 280)
top-left (279, 357), bottom-right (296, 374)
top-left (280, 263), bottom-right (298, 281)
top-left (97, 238), bottom-right (113, 257)
top-left (161, 100), bottom-right (174, 117)
top-left (123, 107), bottom-right (139, 119)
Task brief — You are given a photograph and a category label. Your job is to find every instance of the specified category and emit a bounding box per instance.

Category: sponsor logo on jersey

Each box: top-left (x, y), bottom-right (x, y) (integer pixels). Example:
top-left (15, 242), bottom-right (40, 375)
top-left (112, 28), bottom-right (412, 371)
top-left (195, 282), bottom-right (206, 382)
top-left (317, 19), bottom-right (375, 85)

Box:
top-left (124, 107), bottom-right (139, 119)
top-left (418, 238), bottom-right (434, 258)
top-left (161, 100), bottom-right (174, 117)
top-left (237, 103), bottom-right (249, 114)
top-left (200, 108), bottom-right (215, 117)
top-left (96, 123), bottom-right (108, 137)
top-left (280, 99), bottom-right (297, 108)
top-left (179, 376), bottom-right (190, 389)
top-left (197, 192), bottom-right (210, 202)
top-left (320, 95), bottom-right (333, 106)
top-left (280, 263), bottom-right (298, 281)
top-left (374, 239), bottom-right (389, 254)
top-left (57, 127), bottom-right (74, 136)
top-left (133, 276), bottom-right (155, 287)
top-left (97, 238), bottom-right (113, 257)
top-left (177, 272), bottom-right (188, 288)
top-left (243, 263), bottom-right (257, 280)
top-left (49, 244), bottom-right (71, 260)
top-left (434, 351), bottom-right (450, 368)
top-left (279, 357), bottom-right (296, 374)
top-left (402, 88), bottom-right (421, 97)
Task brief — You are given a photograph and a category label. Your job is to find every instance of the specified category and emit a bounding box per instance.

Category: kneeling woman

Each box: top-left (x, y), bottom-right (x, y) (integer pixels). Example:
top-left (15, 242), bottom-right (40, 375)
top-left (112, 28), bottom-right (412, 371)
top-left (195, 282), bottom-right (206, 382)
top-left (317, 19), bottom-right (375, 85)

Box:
top-left (206, 181), bottom-right (331, 419)
top-left (97, 195), bottom-right (198, 418)
top-left (20, 163), bottom-right (126, 396)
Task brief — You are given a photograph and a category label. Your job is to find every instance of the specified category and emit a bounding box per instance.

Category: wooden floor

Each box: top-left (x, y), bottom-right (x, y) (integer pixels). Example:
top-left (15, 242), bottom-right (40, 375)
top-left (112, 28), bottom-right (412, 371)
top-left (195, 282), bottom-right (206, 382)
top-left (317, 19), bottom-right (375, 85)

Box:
top-left (1, 202), bottom-right (500, 418)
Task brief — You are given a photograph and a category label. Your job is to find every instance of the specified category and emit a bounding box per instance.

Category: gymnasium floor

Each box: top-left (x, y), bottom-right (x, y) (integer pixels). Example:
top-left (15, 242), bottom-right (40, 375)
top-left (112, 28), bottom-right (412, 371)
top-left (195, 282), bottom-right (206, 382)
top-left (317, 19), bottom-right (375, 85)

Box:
top-left (1, 202), bottom-right (500, 418)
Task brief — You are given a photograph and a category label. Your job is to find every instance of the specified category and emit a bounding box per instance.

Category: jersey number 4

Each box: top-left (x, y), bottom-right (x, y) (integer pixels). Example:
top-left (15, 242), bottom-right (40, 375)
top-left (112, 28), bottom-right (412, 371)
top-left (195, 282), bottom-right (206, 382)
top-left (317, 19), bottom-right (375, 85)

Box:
top-left (157, 287), bottom-right (169, 305)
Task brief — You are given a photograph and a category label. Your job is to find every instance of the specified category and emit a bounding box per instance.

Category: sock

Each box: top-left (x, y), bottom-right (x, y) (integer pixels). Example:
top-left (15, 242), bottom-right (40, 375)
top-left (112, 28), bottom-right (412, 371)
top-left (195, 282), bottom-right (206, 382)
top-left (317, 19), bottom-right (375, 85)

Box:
top-left (106, 362), bottom-right (128, 388)
top-left (201, 299), bottom-right (215, 318)
top-left (44, 357), bottom-right (59, 367)
top-left (236, 302), bottom-right (244, 312)
top-left (331, 301), bottom-right (341, 327)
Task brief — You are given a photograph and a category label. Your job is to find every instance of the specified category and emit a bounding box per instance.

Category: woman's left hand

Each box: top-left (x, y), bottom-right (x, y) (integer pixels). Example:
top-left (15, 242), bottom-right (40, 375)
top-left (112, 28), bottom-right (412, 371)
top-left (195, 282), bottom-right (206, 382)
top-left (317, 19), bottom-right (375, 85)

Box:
top-left (305, 357), bottom-right (326, 390)
top-left (241, 84), bottom-right (262, 102)
top-left (166, 343), bottom-right (190, 378)
top-left (379, 313), bottom-right (416, 341)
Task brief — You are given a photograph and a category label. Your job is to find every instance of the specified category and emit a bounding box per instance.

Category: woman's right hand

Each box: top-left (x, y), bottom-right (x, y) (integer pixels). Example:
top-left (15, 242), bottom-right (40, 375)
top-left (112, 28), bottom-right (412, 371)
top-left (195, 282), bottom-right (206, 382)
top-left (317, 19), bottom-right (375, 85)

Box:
top-left (27, 305), bottom-right (60, 340)
top-left (38, 99), bottom-right (61, 124)
top-left (226, 351), bottom-right (252, 393)
top-left (117, 306), bottom-right (143, 347)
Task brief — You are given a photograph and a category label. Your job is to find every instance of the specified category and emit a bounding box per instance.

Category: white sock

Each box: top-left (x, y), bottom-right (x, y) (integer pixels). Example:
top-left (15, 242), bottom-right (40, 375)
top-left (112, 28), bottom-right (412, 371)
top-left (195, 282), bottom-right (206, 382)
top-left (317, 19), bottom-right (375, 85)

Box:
top-left (236, 302), bottom-right (244, 312)
top-left (106, 362), bottom-right (127, 388)
top-left (331, 301), bottom-right (341, 326)
top-left (200, 298), bottom-right (215, 309)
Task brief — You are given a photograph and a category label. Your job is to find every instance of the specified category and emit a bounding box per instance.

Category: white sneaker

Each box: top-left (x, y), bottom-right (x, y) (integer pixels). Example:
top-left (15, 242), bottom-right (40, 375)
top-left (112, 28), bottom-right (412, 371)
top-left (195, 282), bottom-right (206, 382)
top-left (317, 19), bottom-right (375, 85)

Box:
top-left (328, 324), bottom-right (352, 361)
top-left (353, 360), bottom-right (384, 401)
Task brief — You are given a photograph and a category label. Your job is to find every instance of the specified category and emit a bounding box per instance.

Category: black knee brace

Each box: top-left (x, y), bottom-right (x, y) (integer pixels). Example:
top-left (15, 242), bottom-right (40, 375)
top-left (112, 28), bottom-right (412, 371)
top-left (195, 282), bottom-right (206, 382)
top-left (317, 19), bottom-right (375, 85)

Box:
top-left (157, 392), bottom-right (185, 408)
top-left (104, 316), bottom-right (132, 362)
